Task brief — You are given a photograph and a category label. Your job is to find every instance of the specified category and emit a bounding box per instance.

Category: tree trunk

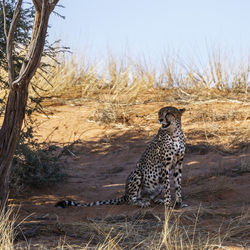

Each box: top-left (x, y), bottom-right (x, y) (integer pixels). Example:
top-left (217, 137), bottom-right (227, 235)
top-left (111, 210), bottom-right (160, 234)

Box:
top-left (0, 82), bottom-right (28, 208)
top-left (0, 0), bottom-right (59, 210)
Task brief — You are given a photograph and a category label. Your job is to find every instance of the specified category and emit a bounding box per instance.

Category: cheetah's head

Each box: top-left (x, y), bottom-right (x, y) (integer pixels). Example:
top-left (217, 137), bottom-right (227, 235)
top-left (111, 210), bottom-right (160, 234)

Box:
top-left (158, 106), bottom-right (185, 130)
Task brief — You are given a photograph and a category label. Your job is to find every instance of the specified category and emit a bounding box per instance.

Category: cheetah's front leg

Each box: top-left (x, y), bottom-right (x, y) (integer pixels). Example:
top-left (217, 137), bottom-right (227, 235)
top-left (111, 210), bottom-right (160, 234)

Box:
top-left (161, 166), bottom-right (172, 208)
top-left (174, 158), bottom-right (183, 206)
top-left (174, 157), bottom-right (187, 208)
top-left (126, 169), bottom-right (151, 208)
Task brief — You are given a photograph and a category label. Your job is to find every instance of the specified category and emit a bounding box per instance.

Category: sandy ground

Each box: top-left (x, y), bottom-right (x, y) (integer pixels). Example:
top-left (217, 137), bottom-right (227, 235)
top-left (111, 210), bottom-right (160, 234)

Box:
top-left (10, 102), bottom-right (250, 249)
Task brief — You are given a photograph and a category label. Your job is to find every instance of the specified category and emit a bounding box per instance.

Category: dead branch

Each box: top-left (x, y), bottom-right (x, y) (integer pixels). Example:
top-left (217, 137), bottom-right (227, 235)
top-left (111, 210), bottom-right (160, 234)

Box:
top-left (3, 0), bottom-right (23, 86)
top-left (1, 0), bottom-right (8, 39)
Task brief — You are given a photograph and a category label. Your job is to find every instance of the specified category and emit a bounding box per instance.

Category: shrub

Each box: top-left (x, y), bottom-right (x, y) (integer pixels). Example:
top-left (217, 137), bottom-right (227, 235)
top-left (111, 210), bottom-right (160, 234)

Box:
top-left (11, 127), bottom-right (66, 192)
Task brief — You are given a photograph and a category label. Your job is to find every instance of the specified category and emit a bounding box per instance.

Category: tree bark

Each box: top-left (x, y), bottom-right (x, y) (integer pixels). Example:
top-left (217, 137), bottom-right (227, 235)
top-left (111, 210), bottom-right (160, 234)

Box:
top-left (0, 0), bottom-right (59, 210)
top-left (0, 81), bottom-right (29, 208)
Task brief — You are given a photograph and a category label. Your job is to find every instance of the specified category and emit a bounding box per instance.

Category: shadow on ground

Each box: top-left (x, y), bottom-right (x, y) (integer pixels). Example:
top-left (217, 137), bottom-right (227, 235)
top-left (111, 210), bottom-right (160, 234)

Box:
top-left (10, 130), bottom-right (250, 249)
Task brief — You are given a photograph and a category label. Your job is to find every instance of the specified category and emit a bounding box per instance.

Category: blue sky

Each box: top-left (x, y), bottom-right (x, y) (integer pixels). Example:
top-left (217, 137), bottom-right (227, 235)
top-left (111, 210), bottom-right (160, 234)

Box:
top-left (48, 0), bottom-right (250, 64)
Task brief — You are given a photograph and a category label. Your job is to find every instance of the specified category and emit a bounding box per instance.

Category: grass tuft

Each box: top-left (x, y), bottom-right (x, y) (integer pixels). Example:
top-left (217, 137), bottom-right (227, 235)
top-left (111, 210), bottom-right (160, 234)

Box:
top-left (0, 205), bottom-right (17, 249)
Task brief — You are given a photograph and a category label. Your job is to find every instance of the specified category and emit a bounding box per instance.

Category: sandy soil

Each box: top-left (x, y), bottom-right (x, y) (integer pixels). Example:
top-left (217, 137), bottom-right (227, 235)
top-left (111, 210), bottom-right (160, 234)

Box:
top-left (10, 102), bottom-right (250, 249)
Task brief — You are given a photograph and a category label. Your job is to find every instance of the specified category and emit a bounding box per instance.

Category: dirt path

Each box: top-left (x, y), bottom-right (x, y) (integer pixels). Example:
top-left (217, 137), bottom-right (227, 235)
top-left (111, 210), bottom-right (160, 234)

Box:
top-left (11, 103), bottom-right (250, 248)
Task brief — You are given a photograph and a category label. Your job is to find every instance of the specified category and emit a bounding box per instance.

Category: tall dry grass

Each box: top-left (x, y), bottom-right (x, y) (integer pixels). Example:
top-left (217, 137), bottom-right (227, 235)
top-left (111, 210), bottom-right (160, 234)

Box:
top-left (0, 205), bottom-right (17, 250)
top-left (51, 208), bottom-right (249, 249)
top-left (28, 50), bottom-right (249, 106)
top-left (94, 208), bottom-right (249, 249)
top-left (0, 48), bottom-right (248, 106)
top-left (0, 207), bottom-right (246, 249)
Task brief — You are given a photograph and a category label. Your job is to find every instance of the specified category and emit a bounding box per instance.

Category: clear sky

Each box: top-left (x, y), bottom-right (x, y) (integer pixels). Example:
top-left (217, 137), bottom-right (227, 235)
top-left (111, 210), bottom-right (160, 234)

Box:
top-left (48, 0), bottom-right (250, 64)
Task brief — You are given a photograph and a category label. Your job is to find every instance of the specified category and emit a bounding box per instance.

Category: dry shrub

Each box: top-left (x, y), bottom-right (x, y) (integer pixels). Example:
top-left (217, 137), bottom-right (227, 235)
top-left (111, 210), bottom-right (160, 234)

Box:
top-left (183, 102), bottom-right (250, 151)
top-left (89, 103), bottom-right (132, 126)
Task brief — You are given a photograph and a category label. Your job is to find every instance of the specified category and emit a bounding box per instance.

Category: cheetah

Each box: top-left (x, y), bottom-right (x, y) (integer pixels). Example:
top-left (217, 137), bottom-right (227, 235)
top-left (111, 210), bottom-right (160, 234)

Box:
top-left (56, 106), bottom-right (186, 209)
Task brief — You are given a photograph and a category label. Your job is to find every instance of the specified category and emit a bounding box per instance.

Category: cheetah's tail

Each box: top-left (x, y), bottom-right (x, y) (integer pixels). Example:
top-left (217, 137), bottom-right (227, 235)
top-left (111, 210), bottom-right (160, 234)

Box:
top-left (55, 196), bottom-right (126, 208)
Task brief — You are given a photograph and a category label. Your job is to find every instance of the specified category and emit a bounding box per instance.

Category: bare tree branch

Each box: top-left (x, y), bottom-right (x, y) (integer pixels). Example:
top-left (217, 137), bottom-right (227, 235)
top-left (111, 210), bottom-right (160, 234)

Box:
top-left (1, 0), bottom-right (8, 40)
top-left (52, 10), bottom-right (65, 19)
top-left (5, 0), bottom-right (23, 87)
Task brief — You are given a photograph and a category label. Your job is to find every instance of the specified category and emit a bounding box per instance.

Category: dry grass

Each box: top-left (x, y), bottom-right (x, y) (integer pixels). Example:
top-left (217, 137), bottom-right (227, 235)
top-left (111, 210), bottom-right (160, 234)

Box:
top-left (93, 208), bottom-right (249, 249)
top-left (0, 205), bottom-right (17, 250)
top-left (26, 51), bottom-right (249, 105)
top-left (13, 208), bottom-right (248, 249)
top-left (89, 103), bottom-right (133, 125)
top-left (183, 102), bottom-right (250, 151)
top-left (1, 50), bottom-right (249, 108)
top-left (20, 51), bottom-right (249, 151)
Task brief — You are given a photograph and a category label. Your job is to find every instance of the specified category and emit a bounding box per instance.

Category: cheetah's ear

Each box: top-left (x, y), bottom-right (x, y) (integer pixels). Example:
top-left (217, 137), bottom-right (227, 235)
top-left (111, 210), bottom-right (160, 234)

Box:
top-left (179, 108), bottom-right (186, 114)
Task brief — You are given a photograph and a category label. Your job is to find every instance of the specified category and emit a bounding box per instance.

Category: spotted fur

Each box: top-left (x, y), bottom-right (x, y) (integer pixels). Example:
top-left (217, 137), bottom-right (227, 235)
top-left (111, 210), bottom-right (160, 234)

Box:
top-left (56, 106), bottom-right (186, 208)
